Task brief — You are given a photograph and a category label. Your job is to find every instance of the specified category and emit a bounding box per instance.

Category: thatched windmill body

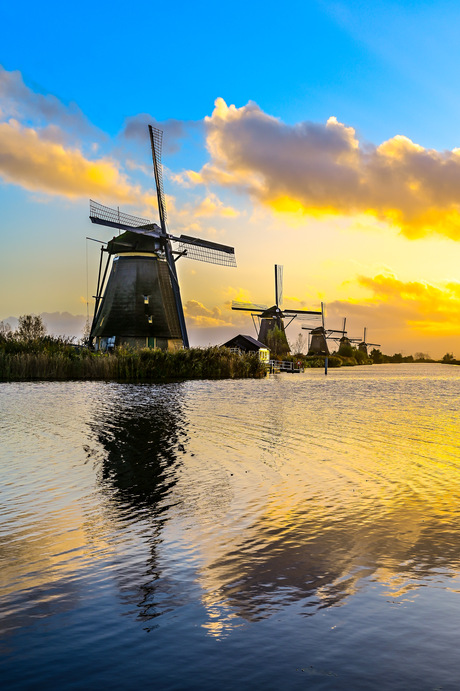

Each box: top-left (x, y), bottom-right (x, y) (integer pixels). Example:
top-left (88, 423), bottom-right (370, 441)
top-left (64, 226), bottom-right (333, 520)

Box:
top-left (232, 265), bottom-right (322, 354)
top-left (88, 126), bottom-right (236, 351)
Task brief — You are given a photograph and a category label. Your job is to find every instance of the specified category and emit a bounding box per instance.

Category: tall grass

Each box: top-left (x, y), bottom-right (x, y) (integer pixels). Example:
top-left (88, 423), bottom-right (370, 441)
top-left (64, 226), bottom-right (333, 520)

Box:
top-left (0, 340), bottom-right (266, 382)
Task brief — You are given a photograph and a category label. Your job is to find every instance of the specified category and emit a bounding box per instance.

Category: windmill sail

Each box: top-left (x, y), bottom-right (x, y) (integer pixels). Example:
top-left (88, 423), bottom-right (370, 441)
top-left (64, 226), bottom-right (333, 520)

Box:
top-left (149, 126), bottom-right (168, 233)
top-left (231, 301), bottom-right (269, 312)
top-left (175, 236), bottom-right (236, 266)
top-left (90, 202), bottom-right (236, 267)
top-left (275, 264), bottom-right (283, 308)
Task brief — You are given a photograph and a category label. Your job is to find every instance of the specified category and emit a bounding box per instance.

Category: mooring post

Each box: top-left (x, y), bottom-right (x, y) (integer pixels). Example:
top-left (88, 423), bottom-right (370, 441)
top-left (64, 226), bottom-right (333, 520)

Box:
top-left (325, 356), bottom-right (328, 375)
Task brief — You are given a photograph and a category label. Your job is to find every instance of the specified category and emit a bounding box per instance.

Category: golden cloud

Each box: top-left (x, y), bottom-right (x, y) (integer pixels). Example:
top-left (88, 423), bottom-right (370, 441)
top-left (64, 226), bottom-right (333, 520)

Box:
top-left (357, 274), bottom-right (460, 332)
top-left (184, 300), bottom-right (233, 327)
top-left (191, 193), bottom-right (239, 218)
top-left (188, 98), bottom-right (460, 240)
top-left (327, 274), bottom-right (460, 337)
top-left (0, 120), bottom-right (146, 205)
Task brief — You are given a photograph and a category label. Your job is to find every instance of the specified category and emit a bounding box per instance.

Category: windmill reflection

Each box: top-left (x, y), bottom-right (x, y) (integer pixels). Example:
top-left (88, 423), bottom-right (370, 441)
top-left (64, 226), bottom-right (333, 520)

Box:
top-left (87, 383), bottom-right (188, 627)
top-left (90, 384), bottom-right (186, 514)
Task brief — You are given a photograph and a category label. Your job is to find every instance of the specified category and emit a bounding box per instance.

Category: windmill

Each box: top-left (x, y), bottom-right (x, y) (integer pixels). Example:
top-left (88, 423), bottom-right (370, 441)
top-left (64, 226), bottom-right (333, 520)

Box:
top-left (357, 327), bottom-right (380, 355)
top-left (88, 126), bottom-right (236, 351)
top-left (232, 265), bottom-right (322, 354)
top-left (302, 309), bottom-right (349, 356)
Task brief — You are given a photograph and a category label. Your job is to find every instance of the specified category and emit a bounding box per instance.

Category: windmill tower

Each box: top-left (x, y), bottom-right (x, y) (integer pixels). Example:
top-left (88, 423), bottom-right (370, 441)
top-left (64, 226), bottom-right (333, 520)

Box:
top-left (232, 265), bottom-right (322, 354)
top-left (358, 328), bottom-right (380, 355)
top-left (88, 126), bottom-right (236, 351)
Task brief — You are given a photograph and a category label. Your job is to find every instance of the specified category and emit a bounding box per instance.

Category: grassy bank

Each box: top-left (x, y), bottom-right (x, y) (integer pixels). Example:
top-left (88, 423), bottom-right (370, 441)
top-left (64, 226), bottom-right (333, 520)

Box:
top-left (0, 339), bottom-right (267, 382)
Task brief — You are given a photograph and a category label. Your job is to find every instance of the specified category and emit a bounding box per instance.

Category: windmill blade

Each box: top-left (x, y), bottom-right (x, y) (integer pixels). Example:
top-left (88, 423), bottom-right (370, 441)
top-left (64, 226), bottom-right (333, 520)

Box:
top-left (148, 126), bottom-right (188, 347)
top-left (343, 317), bottom-right (347, 334)
top-left (149, 125), bottom-right (168, 235)
top-left (89, 200), bottom-right (160, 234)
top-left (275, 265), bottom-right (283, 307)
top-left (283, 309), bottom-right (322, 316)
top-left (172, 235), bottom-right (237, 267)
top-left (363, 327), bottom-right (367, 342)
top-left (232, 301), bottom-right (268, 312)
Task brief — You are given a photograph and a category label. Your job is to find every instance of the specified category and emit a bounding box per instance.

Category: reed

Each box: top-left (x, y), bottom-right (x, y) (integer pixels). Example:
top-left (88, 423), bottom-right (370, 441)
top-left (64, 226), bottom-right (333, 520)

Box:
top-left (0, 340), bottom-right (266, 382)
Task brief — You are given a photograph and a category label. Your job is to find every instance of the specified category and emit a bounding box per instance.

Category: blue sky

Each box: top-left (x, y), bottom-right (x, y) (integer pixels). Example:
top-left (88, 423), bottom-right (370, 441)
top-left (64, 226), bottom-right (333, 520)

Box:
top-left (2, 0), bottom-right (460, 355)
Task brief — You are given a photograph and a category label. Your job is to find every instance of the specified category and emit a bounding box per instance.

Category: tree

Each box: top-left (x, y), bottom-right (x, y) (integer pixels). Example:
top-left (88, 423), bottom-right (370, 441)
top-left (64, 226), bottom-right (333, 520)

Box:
top-left (266, 325), bottom-right (290, 357)
top-left (80, 317), bottom-right (92, 346)
top-left (338, 342), bottom-right (354, 357)
top-left (442, 352), bottom-right (455, 362)
top-left (16, 314), bottom-right (46, 341)
top-left (291, 332), bottom-right (307, 355)
top-left (370, 348), bottom-right (384, 363)
top-left (414, 352), bottom-right (431, 362)
top-left (0, 321), bottom-right (12, 338)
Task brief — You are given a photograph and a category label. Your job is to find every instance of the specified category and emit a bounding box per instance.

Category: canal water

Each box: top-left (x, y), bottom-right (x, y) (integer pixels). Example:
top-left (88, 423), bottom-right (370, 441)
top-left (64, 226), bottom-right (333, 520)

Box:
top-left (1, 364), bottom-right (460, 690)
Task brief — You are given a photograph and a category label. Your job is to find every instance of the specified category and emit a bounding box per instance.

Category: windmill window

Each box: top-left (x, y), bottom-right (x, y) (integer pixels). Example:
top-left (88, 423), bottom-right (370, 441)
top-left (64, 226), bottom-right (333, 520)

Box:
top-left (143, 295), bottom-right (150, 305)
top-left (148, 316), bottom-right (153, 324)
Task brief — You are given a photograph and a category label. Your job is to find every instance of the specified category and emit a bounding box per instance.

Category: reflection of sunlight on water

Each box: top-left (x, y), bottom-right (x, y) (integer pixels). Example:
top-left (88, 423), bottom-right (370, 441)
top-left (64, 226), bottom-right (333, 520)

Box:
top-left (2, 364), bottom-right (460, 650)
top-left (166, 365), bottom-right (460, 630)
top-left (200, 591), bottom-right (243, 639)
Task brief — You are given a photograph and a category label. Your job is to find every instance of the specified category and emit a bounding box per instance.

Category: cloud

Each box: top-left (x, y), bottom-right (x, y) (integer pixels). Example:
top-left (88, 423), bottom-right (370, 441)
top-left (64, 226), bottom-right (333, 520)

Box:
top-left (188, 192), bottom-right (239, 218)
top-left (120, 113), bottom-right (201, 154)
top-left (0, 119), bottom-right (155, 206)
top-left (0, 66), bottom-right (98, 140)
top-left (185, 97), bottom-right (460, 240)
top-left (327, 274), bottom-right (460, 336)
top-left (184, 300), bottom-right (233, 327)
top-left (357, 274), bottom-right (460, 331)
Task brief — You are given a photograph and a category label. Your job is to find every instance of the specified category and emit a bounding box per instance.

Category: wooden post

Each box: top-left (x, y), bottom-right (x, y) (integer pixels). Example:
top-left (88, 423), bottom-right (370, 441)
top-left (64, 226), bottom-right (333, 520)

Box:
top-left (325, 356), bottom-right (328, 375)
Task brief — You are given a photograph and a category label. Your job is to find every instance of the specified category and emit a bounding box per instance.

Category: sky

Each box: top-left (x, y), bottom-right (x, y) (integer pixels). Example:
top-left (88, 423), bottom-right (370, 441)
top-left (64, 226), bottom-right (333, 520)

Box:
top-left (2, 0), bottom-right (460, 357)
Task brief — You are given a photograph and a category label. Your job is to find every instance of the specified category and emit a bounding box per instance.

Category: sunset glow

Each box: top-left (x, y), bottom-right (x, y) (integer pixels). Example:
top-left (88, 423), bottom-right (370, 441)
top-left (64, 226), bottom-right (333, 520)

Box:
top-left (2, 2), bottom-right (460, 357)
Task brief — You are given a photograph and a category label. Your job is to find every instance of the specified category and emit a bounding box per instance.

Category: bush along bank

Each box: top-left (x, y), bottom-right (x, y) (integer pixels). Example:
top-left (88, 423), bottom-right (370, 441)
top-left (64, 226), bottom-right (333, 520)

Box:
top-left (282, 350), bottom-right (372, 369)
top-left (0, 339), bottom-right (267, 382)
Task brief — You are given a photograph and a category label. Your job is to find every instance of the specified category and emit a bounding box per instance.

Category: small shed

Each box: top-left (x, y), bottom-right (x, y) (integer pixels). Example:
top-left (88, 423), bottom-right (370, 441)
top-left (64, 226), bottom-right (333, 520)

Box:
top-left (222, 334), bottom-right (270, 363)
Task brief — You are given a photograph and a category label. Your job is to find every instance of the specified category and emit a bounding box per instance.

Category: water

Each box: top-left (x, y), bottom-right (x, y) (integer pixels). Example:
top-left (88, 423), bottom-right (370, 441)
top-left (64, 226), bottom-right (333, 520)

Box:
top-left (1, 364), bottom-right (459, 690)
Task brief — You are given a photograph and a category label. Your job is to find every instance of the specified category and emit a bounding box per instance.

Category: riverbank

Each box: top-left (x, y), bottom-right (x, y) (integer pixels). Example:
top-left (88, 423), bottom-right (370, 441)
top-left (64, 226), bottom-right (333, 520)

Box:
top-left (1, 337), bottom-right (455, 382)
top-left (0, 343), bottom-right (267, 381)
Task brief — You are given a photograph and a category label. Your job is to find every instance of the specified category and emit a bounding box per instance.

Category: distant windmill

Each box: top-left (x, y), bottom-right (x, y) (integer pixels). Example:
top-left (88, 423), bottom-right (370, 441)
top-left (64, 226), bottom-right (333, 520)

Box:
top-left (88, 126), bottom-right (236, 351)
top-left (357, 327), bottom-right (380, 355)
top-left (302, 308), bottom-right (349, 356)
top-left (232, 265), bottom-right (322, 353)
top-left (336, 317), bottom-right (362, 355)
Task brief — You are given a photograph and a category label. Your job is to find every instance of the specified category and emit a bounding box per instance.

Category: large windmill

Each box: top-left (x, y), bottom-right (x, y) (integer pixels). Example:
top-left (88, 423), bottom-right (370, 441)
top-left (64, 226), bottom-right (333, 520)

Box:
top-left (88, 126), bottom-right (236, 351)
top-left (232, 265), bottom-right (322, 354)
